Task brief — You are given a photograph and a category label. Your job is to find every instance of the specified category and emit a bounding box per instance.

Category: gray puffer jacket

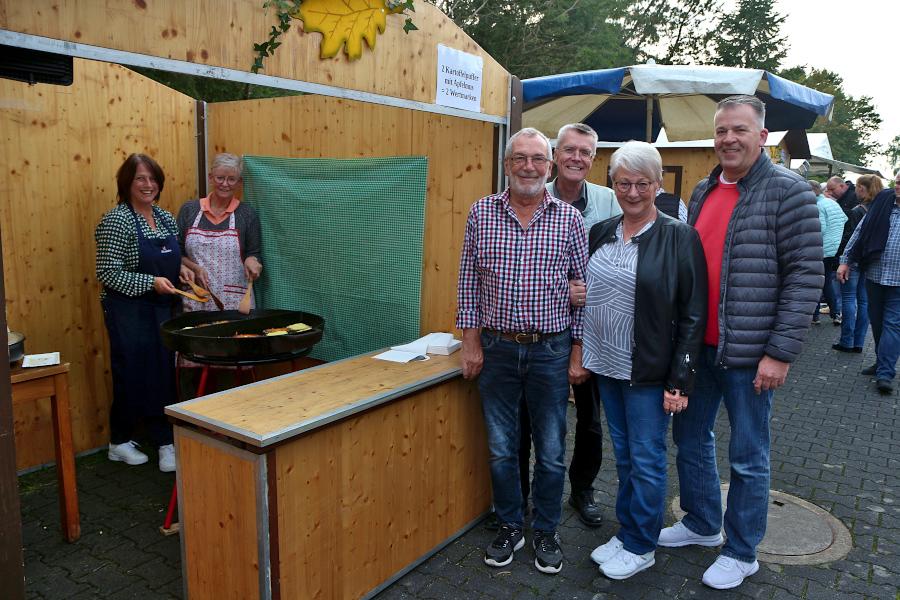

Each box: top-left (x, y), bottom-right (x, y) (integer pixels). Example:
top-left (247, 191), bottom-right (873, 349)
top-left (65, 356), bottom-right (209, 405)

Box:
top-left (688, 151), bottom-right (824, 367)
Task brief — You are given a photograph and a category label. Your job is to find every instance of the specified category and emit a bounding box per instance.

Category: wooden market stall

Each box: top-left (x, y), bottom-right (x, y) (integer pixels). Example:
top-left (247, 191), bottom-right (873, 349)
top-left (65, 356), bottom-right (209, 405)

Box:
top-left (0, 1), bottom-right (513, 597)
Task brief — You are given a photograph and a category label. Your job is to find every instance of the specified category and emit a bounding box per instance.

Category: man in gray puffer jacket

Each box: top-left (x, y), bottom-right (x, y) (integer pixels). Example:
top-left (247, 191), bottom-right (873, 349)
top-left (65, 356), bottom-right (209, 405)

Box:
top-left (658, 95), bottom-right (824, 590)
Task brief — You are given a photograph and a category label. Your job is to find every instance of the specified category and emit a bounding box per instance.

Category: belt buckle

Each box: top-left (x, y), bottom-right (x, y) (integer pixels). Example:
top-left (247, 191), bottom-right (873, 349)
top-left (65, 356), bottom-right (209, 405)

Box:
top-left (514, 332), bottom-right (539, 344)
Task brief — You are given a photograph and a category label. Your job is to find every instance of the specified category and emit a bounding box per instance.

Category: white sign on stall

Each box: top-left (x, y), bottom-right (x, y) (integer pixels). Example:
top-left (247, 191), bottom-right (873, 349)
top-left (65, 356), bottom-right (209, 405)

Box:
top-left (435, 44), bottom-right (483, 113)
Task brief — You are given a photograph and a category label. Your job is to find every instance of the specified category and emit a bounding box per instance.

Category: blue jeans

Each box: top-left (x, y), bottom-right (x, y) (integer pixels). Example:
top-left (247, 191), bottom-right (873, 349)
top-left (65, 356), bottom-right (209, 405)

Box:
top-left (839, 268), bottom-right (869, 348)
top-left (478, 330), bottom-right (571, 532)
top-left (596, 376), bottom-right (668, 555)
top-left (672, 346), bottom-right (773, 563)
top-left (814, 261), bottom-right (841, 320)
top-left (866, 281), bottom-right (900, 381)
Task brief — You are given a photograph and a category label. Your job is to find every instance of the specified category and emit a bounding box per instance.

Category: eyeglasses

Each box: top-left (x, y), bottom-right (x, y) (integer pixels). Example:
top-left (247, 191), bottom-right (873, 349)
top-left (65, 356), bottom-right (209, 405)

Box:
top-left (509, 154), bottom-right (549, 167)
top-left (212, 175), bottom-right (240, 185)
top-left (613, 180), bottom-right (653, 193)
top-left (558, 146), bottom-right (594, 160)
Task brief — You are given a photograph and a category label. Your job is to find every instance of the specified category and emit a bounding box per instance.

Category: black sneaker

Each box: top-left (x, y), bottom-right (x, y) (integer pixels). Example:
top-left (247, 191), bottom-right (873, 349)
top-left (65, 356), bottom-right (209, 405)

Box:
top-left (861, 364), bottom-right (877, 376)
top-left (877, 379), bottom-right (894, 395)
top-left (533, 529), bottom-right (563, 574)
top-left (484, 524), bottom-right (524, 567)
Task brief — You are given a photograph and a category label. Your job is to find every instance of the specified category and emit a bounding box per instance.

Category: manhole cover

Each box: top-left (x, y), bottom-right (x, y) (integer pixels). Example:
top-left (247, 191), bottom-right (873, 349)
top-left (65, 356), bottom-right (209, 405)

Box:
top-left (670, 486), bottom-right (852, 565)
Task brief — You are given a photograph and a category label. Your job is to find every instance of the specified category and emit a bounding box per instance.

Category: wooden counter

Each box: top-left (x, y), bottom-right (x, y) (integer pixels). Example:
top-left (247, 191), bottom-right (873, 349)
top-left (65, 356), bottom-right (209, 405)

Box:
top-left (166, 351), bottom-right (490, 600)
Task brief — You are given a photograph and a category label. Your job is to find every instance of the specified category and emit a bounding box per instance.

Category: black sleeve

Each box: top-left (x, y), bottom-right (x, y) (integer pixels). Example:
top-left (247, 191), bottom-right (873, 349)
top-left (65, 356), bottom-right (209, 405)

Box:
top-left (176, 201), bottom-right (198, 253)
top-left (667, 227), bottom-right (708, 394)
top-left (241, 204), bottom-right (262, 260)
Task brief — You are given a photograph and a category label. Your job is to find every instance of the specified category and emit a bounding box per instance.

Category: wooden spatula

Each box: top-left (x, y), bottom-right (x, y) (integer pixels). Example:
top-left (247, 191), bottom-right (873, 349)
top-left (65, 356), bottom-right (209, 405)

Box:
top-left (172, 288), bottom-right (209, 303)
top-left (187, 280), bottom-right (224, 310)
top-left (238, 281), bottom-right (253, 315)
top-left (186, 280), bottom-right (210, 297)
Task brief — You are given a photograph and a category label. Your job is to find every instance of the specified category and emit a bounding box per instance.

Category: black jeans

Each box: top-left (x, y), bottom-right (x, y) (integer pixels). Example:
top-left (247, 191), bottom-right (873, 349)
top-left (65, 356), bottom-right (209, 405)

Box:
top-left (519, 376), bottom-right (604, 502)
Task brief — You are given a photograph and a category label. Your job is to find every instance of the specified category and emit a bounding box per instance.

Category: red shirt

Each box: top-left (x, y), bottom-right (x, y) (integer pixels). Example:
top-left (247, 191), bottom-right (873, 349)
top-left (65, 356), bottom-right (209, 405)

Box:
top-left (694, 179), bottom-right (740, 346)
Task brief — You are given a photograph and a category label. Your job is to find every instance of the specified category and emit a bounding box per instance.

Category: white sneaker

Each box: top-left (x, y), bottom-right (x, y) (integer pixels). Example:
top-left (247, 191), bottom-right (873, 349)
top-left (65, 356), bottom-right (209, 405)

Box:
top-left (702, 555), bottom-right (759, 589)
top-left (658, 520), bottom-right (723, 547)
top-left (108, 441), bottom-right (148, 465)
top-left (158, 444), bottom-right (176, 473)
top-left (600, 548), bottom-right (655, 580)
top-left (590, 535), bottom-right (624, 565)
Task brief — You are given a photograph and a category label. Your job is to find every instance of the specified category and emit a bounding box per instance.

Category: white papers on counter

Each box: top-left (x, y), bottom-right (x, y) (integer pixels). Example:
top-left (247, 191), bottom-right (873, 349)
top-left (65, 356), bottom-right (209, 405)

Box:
top-left (373, 349), bottom-right (431, 363)
top-left (373, 332), bottom-right (462, 363)
top-left (22, 352), bottom-right (60, 367)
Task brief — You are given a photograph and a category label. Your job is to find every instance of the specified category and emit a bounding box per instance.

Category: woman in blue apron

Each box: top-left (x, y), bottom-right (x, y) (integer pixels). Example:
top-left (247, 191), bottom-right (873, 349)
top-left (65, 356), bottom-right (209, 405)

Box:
top-left (95, 153), bottom-right (193, 473)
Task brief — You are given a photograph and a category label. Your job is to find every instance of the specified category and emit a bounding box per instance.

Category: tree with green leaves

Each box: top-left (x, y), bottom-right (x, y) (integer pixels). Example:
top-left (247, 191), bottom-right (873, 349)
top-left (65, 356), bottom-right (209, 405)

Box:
top-left (428, 0), bottom-right (636, 79)
top-left (780, 66), bottom-right (882, 167)
top-left (885, 135), bottom-right (900, 174)
top-left (609, 0), bottom-right (721, 64)
top-left (712, 0), bottom-right (788, 70)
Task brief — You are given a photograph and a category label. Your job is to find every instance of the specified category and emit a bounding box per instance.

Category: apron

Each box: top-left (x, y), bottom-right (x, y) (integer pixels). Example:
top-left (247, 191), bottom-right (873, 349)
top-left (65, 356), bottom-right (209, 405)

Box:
top-left (101, 206), bottom-right (181, 420)
top-left (182, 205), bottom-right (253, 312)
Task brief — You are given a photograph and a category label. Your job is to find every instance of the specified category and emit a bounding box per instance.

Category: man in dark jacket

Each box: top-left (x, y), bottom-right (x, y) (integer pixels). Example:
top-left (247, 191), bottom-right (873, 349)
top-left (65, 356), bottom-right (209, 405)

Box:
top-left (826, 176), bottom-right (858, 217)
top-left (658, 95), bottom-right (824, 590)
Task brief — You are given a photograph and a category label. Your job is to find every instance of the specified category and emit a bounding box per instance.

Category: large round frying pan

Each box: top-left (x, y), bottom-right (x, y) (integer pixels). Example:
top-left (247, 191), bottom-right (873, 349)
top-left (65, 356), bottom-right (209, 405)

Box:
top-left (160, 309), bottom-right (324, 364)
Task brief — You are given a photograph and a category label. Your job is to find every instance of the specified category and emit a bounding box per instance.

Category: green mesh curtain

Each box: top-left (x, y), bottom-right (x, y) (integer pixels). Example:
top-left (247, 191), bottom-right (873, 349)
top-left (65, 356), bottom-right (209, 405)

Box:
top-left (242, 155), bottom-right (428, 362)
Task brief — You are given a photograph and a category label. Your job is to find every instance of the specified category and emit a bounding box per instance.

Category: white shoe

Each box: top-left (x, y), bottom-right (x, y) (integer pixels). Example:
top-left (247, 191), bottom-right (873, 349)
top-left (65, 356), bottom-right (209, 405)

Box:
top-left (590, 535), bottom-right (624, 565)
top-left (158, 444), bottom-right (176, 473)
top-left (702, 555), bottom-right (759, 589)
top-left (600, 548), bottom-right (655, 580)
top-left (658, 520), bottom-right (723, 547)
top-left (108, 441), bottom-right (148, 465)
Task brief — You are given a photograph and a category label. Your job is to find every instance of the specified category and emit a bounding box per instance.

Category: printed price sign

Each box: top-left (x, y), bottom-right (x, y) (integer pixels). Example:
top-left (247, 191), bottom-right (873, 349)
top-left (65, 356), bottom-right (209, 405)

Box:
top-left (435, 44), bottom-right (483, 113)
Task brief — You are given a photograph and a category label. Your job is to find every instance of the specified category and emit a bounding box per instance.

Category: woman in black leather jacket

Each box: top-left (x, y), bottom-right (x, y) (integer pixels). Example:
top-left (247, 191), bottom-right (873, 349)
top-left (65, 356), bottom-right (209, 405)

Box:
top-left (581, 141), bottom-right (707, 580)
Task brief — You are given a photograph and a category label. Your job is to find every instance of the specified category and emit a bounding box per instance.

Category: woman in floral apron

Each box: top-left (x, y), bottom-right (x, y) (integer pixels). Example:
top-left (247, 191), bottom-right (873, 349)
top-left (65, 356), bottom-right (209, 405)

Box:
top-left (178, 153), bottom-right (262, 311)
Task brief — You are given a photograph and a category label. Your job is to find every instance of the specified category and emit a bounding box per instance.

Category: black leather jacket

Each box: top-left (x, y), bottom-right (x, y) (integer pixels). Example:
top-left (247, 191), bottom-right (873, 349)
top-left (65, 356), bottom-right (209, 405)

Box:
top-left (587, 211), bottom-right (708, 393)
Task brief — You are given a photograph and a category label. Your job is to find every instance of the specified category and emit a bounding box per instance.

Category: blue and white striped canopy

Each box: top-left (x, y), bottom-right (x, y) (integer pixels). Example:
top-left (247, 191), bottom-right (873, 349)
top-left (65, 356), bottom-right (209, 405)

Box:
top-left (522, 64), bottom-right (834, 142)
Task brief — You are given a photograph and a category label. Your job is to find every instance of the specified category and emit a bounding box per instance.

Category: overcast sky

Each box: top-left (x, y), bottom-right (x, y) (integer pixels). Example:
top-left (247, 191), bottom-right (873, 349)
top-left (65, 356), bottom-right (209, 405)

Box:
top-left (775, 0), bottom-right (897, 169)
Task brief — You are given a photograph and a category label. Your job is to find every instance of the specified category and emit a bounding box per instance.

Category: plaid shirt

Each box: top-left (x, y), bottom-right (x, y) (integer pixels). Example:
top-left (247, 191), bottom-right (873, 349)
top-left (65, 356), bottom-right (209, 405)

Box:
top-left (456, 188), bottom-right (587, 338)
top-left (841, 202), bottom-right (900, 286)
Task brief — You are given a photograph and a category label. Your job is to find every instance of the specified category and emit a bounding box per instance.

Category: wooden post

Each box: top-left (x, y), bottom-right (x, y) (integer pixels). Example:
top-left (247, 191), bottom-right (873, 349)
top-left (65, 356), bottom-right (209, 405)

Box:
top-left (196, 100), bottom-right (208, 198)
top-left (509, 75), bottom-right (523, 135)
top-left (0, 227), bottom-right (25, 600)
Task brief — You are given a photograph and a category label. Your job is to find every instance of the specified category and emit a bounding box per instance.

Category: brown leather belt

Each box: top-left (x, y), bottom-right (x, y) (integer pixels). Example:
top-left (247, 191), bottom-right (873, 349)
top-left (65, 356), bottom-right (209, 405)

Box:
top-left (484, 329), bottom-right (563, 344)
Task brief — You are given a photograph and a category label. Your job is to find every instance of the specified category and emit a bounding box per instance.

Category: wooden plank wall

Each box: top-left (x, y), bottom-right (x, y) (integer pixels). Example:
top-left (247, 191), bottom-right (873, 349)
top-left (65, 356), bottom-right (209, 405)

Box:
top-left (274, 378), bottom-right (489, 599)
top-left (207, 95), bottom-right (497, 334)
top-left (0, 0), bottom-right (509, 118)
top-left (176, 429), bottom-right (262, 600)
top-left (0, 59), bottom-right (196, 469)
top-left (589, 147), bottom-right (719, 202)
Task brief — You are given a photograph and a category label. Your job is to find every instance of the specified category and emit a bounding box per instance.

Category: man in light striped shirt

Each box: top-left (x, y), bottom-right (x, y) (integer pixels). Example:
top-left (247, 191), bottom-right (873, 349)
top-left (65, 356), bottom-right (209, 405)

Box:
top-left (456, 127), bottom-right (589, 576)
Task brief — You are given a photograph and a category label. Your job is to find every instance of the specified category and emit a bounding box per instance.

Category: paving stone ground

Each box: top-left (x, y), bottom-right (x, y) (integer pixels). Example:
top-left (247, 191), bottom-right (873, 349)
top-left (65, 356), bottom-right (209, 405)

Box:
top-left (18, 323), bottom-right (900, 599)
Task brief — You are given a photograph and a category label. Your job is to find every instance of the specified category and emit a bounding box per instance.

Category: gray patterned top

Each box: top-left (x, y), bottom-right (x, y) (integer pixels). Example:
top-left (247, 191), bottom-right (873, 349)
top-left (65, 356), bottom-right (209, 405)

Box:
top-left (582, 219), bottom-right (654, 380)
top-left (95, 203), bottom-right (180, 298)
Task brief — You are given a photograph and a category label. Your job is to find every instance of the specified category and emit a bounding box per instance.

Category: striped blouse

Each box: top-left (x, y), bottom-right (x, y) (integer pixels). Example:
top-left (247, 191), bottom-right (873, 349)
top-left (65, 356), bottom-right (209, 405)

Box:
top-left (582, 219), bottom-right (654, 380)
top-left (95, 203), bottom-right (180, 298)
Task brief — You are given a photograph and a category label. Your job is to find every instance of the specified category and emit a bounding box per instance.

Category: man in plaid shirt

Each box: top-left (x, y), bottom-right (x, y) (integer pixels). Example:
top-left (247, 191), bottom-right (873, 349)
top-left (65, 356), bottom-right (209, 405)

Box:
top-left (456, 127), bottom-right (589, 575)
top-left (838, 170), bottom-right (900, 395)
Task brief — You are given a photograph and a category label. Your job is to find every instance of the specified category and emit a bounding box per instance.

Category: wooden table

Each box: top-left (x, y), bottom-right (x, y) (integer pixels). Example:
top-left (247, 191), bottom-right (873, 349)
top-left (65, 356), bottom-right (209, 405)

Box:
top-left (167, 351), bottom-right (490, 600)
top-left (11, 363), bottom-right (80, 542)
